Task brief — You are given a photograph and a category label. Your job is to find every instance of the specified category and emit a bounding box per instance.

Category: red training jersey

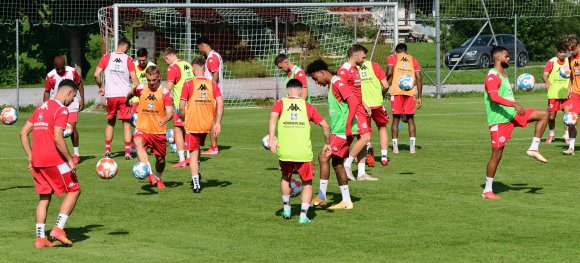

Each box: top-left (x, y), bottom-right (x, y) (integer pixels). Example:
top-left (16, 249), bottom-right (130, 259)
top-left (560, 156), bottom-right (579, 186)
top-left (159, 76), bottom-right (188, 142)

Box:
top-left (337, 62), bottom-right (362, 101)
top-left (27, 99), bottom-right (69, 167)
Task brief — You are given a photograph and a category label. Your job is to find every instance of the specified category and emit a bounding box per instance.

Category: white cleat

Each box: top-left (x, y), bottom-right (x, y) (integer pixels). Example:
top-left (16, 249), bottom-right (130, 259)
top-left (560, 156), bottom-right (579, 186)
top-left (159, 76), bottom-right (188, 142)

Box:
top-left (526, 150), bottom-right (548, 163)
top-left (357, 174), bottom-right (379, 181)
top-left (563, 148), bottom-right (575, 155)
top-left (344, 166), bottom-right (356, 181)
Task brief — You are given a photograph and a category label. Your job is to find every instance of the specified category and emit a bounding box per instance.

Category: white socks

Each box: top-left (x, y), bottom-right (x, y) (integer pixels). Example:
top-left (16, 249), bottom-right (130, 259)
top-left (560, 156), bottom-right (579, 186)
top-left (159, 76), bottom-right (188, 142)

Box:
top-left (565, 130), bottom-right (570, 139)
top-left (339, 185), bottom-right (352, 203)
top-left (381, 149), bottom-right (388, 159)
top-left (484, 177), bottom-right (494, 193)
top-left (528, 137), bottom-right (541, 151)
top-left (300, 203), bottom-right (309, 218)
top-left (344, 156), bottom-right (355, 169)
top-left (357, 162), bottom-right (366, 176)
top-left (36, 224), bottom-right (45, 238)
top-left (192, 175), bottom-right (200, 188)
top-left (55, 213), bottom-right (68, 229)
top-left (73, 147), bottom-right (79, 156)
top-left (392, 139), bottom-right (398, 148)
top-left (569, 138), bottom-right (576, 150)
top-left (318, 179), bottom-right (328, 199)
top-left (178, 150), bottom-right (185, 162)
top-left (549, 130), bottom-right (555, 137)
top-left (410, 137), bottom-right (416, 148)
top-left (282, 195), bottom-right (290, 210)
top-left (186, 150), bottom-right (191, 159)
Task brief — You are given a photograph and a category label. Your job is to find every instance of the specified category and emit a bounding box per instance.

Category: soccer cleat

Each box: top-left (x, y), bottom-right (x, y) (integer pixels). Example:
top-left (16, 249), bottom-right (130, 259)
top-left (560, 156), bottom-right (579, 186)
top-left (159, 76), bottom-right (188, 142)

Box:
top-left (193, 186), bottom-right (201, 193)
top-left (171, 160), bottom-right (188, 168)
top-left (72, 155), bottom-right (80, 164)
top-left (124, 154), bottom-right (132, 160)
top-left (357, 174), bottom-right (379, 181)
top-left (526, 150), bottom-right (548, 163)
top-left (545, 135), bottom-right (554, 144)
top-left (35, 237), bottom-right (56, 248)
top-left (298, 216), bottom-right (311, 224)
top-left (156, 179), bottom-right (166, 189)
top-left (282, 207), bottom-right (291, 219)
top-left (563, 148), bottom-right (575, 155)
top-left (366, 153), bottom-right (375, 167)
top-left (381, 157), bottom-right (390, 166)
top-left (147, 174), bottom-right (158, 185)
top-left (49, 227), bottom-right (73, 246)
top-left (104, 151), bottom-right (111, 158)
top-left (392, 144), bottom-right (399, 154)
top-left (202, 146), bottom-right (219, 155)
top-left (328, 201), bottom-right (354, 210)
top-left (482, 191), bottom-right (500, 200)
top-left (185, 158), bottom-right (191, 165)
top-left (311, 196), bottom-right (328, 207)
top-left (344, 166), bottom-right (356, 181)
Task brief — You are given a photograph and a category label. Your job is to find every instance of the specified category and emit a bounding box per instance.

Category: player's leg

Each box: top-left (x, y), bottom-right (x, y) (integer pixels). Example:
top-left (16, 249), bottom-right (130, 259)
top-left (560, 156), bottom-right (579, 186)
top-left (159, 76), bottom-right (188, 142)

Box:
top-left (69, 121), bottom-right (80, 164)
top-left (391, 115), bottom-right (401, 153)
top-left (122, 120), bottom-right (133, 159)
top-left (312, 150), bottom-right (330, 206)
top-left (172, 125), bottom-right (188, 168)
top-left (202, 124), bottom-right (219, 155)
top-left (104, 118), bottom-right (115, 157)
top-left (344, 132), bottom-right (371, 181)
top-left (47, 164), bottom-right (81, 246)
top-left (356, 146), bottom-right (378, 181)
top-left (407, 114), bottom-right (417, 153)
top-left (152, 134), bottom-right (168, 188)
top-left (154, 154), bottom-right (166, 189)
top-left (378, 126), bottom-right (390, 165)
top-left (524, 109), bottom-right (549, 162)
top-left (328, 156), bottom-right (353, 210)
top-left (299, 179), bottom-right (313, 223)
top-left (546, 107), bottom-right (557, 143)
top-left (280, 164), bottom-right (293, 219)
top-left (35, 194), bottom-right (55, 248)
top-left (50, 188), bottom-right (80, 246)
top-left (562, 104), bottom-right (577, 154)
top-left (483, 146), bottom-right (504, 200)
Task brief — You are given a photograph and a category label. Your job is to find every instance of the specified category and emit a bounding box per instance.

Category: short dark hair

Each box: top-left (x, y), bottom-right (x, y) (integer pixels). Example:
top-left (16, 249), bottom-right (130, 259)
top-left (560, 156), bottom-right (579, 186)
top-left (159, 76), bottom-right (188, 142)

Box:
top-left (347, 44), bottom-right (368, 58)
top-left (196, 36), bottom-right (212, 47)
top-left (58, 79), bottom-right (79, 91)
top-left (395, 43), bottom-right (407, 52)
top-left (118, 37), bottom-right (131, 49)
top-left (555, 41), bottom-right (567, 52)
top-left (491, 45), bottom-right (508, 56)
top-left (286, 79), bottom-right (303, 89)
top-left (191, 57), bottom-right (205, 67)
top-left (306, 59), bottom-right (329, 75)
top-left (136, 48), bottom-right (148, 57)
top-left (164, 47), bottom-right (176, 56)
top-left (274, 54), bottom-right (289, 65)
top-left (146, 65), bottom-right (160, 75)
top-left (567, 34), bottom-right (579, 49)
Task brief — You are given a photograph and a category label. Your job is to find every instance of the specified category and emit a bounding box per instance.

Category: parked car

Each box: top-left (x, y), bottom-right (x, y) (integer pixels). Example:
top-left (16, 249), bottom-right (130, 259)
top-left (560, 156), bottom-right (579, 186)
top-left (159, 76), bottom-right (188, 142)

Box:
top-left (444, 34), bottom-right (528, 69)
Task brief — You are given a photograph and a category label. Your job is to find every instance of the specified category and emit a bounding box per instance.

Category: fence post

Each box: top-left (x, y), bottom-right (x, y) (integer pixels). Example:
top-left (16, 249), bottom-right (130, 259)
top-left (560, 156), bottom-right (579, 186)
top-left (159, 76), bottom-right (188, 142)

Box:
top-left (435, 0), bottom-right (441, 99)
top-left (186, 0), bottom-right (192, 62)
top-left (16, 19), bottom-right (20, 110)
top-left (513, 14), bottom-right (518, 86)
top-left (274, 16), bottom-right (279, 101)
top-left (354, 14), bottom-right (357, 43)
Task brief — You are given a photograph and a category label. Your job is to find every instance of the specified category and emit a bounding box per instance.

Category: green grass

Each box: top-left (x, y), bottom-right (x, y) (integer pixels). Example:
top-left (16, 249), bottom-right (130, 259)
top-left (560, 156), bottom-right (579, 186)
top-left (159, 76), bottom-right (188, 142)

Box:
top-left (1, 90), bottom-right (580, 262)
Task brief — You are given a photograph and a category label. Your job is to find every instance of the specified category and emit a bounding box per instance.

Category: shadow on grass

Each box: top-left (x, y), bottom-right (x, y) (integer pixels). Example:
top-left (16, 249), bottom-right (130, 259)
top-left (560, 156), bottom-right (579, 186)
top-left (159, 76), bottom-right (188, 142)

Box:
top-left (399, 172), bottom-right (415, 175)
top-left (480, 182), bottom-right (543, 194)
top-left (265, 167), bottom-right (280, 171)
top-left (0, 185), bottom-right (33, 191)
top-left (138, 181), bottom-right (184, 195)
top-left (108, 230), bottom-right (129, 235)
top-left (393, 144), bottom-right (423, 152)
top-left (78, 155), bottom-right (95, 164)
top-left (67, 224), bottom-right (104, 243)
top-left (203, 179), bottom-right (232, 189)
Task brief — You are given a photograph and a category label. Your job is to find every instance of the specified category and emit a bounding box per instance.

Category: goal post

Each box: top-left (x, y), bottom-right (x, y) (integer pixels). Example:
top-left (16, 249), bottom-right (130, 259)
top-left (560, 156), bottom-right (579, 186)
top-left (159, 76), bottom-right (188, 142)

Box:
top-left (98, 2), bottom-right (398, 107)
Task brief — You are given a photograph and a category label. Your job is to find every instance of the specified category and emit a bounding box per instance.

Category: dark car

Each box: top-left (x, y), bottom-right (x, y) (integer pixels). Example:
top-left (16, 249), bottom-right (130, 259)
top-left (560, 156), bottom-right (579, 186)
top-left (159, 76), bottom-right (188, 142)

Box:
top-left (444, 34), bottom-right (528, 69)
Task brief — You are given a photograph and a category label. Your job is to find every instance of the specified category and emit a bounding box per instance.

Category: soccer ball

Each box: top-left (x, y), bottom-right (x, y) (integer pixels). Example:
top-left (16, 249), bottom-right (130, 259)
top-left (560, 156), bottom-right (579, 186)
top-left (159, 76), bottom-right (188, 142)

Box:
top-left (130, 113), bottom-right (138, 127)
top-left (95, 158), bottom-right (118, 179)
top-left (262, 135), bottom-right (277, 150)
top-left (563, 112), bottom-right (578, 127)
top-left (1, 107), bottom-right (18, 125)
top-left (289, 178), bottom-right (302, 198)
top-left (170, 143), bottom-right (177, 153)
top-left (167, 129), bottom-right (175, 144)
top-left (132, 162), bottom-right (150, 180)
top-left (63, 123), bottom-right (73, 138)
top-left (560, 65), bottom-right (571, 79)
top-left (398, 74), bottom-right (414, 91)
top-left (516, 73), bottom-right (535, 91)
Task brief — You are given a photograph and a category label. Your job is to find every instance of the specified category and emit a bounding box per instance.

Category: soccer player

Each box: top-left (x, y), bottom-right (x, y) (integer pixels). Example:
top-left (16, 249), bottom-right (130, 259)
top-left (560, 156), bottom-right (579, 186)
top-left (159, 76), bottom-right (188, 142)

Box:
top-left (125, 66), bottom-right (173, 189)
top-left (306, 59), bottom-right (356, 210)
top-left (268, 79), bottom-right (330, 223)
top-left (274, 53), bottom-right (310, 102)
top-left (197, 37), bottom-right (224, 155)
top-left (164, 47), bottom-right (195, 168)
top-left (131, 47), bottom-right (157, 114)
top-left (179, 57), bottom-right (224, 193)
top-left (562, 34), bottom-right (580, 155)
top-left (337, 44), bottom-right (377, 181)
top-left (44, 55), bottom-right (84, 164)
top-left (94, 37), bottom-right (140, 160)
top-left (387, 43), bottom-right (423, 154)
top-left (482, 46), bottom-right (549, 200)
top-left (542, 42), bottom-right (570, 143)
top-left (20, 79), bottom-right (81, 248)
top-left (358, 60), bottom-right (391, 166)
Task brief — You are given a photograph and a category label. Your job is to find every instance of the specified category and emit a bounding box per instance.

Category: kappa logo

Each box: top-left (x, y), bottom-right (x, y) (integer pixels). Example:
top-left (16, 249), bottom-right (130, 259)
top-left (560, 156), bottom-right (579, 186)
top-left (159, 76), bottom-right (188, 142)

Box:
top-left (139, 73), bottom-right (146, 79)
top-left (40, 102), bottom-right (48, 110)
top-left (400, 56), bottom-right (409, 62)
top-left (184, 64), bottom-right (191, 70)
top-left (146, 93), bottom-right (157, 101)
top-left (359, 64), bottom-right (368, 70)
top-left (575, 61), bottom-right (579, 67)
top-left (113, 57), bottom-right (122, 63)
top-left (287, 103), bottom-right (301, 112)
top-left (338, 83), bottom-right (344, 87)
top-left (198, 84), bottom-right (209, 91)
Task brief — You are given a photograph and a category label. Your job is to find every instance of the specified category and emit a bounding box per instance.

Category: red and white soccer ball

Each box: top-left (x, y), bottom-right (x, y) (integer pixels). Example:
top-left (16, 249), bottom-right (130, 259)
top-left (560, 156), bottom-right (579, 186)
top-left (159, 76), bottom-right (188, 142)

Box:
top-left (563, 112), bottom-right (578, 127)
top-left (96, 158), bottom-right (118, 179)
top-left (560, 65), bottom-right (571, 79)
top-left (289, 178), bottom-right (302, 198)
top-left (1, 107), bottom-right (18, 125)
top-left (63, 123), bottom-right (73, 138)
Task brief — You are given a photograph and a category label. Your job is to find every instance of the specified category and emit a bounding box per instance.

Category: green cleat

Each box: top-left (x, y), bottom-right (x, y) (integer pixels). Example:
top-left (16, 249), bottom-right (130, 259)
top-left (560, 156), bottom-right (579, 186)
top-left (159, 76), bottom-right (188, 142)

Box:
top-left (282, 208), bottom-right (291, 219)
top-left (298, 216), bottom-right (311, 224)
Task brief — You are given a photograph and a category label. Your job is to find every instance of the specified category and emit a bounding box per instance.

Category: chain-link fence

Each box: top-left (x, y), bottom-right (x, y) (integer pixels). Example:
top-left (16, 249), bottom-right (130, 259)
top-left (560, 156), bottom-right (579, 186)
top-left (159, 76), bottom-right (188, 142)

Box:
top-left (1, 0), bottom-right (580, 108)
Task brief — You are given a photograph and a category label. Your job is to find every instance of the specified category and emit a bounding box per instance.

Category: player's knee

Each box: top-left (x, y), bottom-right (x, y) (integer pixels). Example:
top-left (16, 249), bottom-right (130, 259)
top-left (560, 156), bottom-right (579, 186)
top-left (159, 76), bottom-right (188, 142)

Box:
top-left (302, 180), bottom-right (312, 186)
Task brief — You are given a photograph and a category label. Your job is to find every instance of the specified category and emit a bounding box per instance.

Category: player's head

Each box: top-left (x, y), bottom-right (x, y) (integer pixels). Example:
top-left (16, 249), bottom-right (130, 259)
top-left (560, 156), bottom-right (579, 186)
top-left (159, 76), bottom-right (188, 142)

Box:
top-left (57, 79), bottom-right (78, 106)
top-left (566, 34), bottom-right (580, 55)
top-left (164, 47), bottom-right (178, 65)
top-left (286, 79), bottom-right (303, 96)
top-left (555, 41), bottom-right (568, 61)
top-left (145, 65), bottom-right (161, 90)
top-left (491, 46), bottom-right (509, 68)
top-left (53, 55), bottom-right (66, 75)
top-left (306, 59), bottom-right (331, 86)
top-left (136, 48), bottom-right (149, 68)
top-left (347, 44), bottom-right (367, 66)
top-left (191, 57), bottom-right (206, 77)
top-left (395, 43), bottom-right (408, 53)
top-left (274, 54), bottom-right (291, 72)
top-left (196, 37), bottom-right (213, 55)
top-left (118, 37), bottom-right (131, 52)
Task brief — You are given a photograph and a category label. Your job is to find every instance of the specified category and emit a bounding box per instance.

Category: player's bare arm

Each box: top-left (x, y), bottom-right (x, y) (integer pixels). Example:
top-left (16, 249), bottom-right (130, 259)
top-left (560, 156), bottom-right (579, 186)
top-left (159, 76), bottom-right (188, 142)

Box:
top-left (125, 90), bottom-right (135, 107)
top-left (213, 97), bottom-right (225, 137)
top-left (178, 99), bottom-right (187, 120)
top-left (54, 126), bottom-right (75, 171)
top-left (268, 112), bottom-right (279, 154)
top-left (212, 71), bottom-right (220, 84)
top-left (542, 71), bottom-right (551, 90)
top-left (415, 70), bottom-right (423, 109)
top-left (301, 86), bottom-right (308, 101)
top-left (165, 80), bottom-right (175, 92)
top-left (19, 122), bottom-right (33, 170)
top-left (160, 106), bottom-right (174, 127)
top-left (318, 120), bottom-right (331, 154)
top-left (130, 71), bottom-right (140, 87)
top-left (78, 81), bottom-right (85, 111)
top-left (386, 65), bottom-right (394, 81)
top-left (94, 67), bottom-right (104, 96)
top-left (43, 90), bottom-right (50, 102)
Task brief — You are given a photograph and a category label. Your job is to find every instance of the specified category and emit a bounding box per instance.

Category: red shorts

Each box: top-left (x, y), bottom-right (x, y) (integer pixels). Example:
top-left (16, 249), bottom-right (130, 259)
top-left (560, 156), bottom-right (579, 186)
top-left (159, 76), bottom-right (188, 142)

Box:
top-left (547, 99), bottom-right (566, 112)
top-left (134, 130), bottom-right (167, 156)
top-left (279, 161), bottom-right (314, 182)
top-left (391, 95), bottom-right (415, 115)
top-left (367, 106), bottom-right (390, 127)
top-left (67, 112), bottom-right (78, 123)
top-left (173, 111), bottom-right (183, 127)
top-left (563, 93), bottom-right (580, 114)
top-left (131, 102), bottom-right (140, 115)
top-left (354, 105), bottom-right (371, 135)
top-left (106, 97), bottom-right (131, 120)
top-left (489, 108), bottom-right (535, 148)
top-left (330, 134), bottom-right (354, 158)
top-left (185, 133), bottom-right (207, 151)
top-left (32, 163), bottom-right (80, 196)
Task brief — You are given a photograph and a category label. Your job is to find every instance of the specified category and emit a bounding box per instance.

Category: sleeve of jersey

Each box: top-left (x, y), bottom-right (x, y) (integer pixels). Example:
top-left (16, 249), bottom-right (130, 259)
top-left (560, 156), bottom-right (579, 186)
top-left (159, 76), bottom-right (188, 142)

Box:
top-left (413, 58), bottom-right (422, 71)
top-left (271, 100), bottom-right (283, 114)
top-left (337, 69), bottom-right (348, 81)
top-left (345, 96), bottom-right (359, 135)
top-left (163, 90), bottom-right (173, 106)
top-left (372, 63), bottom-right (387, 80)
top-left (335, 81), bottom-right (353, 101)
top-left (97, 54), bottom-right (110, 69)
top-left (72, 70), bottom-right (82, 84)
top-left (296, 70), bottom-right (308, 87)
top-left (212, 82), bottom-right (222, 98)
top-left (27, 110), bottom-right (37, 124)
top-left (180, 85), bottom-right (190, 100)
top-left (307, 103), bottom-right (324, 124)
top-left (387, 54), bottom-right (396, 66)
top-left (166, 66), bottom-right (177, 82)
top-left (485, 74), bottom-right (514, 107)
top-left (133, 85), bottom-right (142, 98)
top-left (207, 56), bottom-right (220, 73)
top-left (127, 57), bottom-right (136, 72)
top-left (544, 60), bottom-right (553, 73)
top-left (44, 76), bottom-right (53, 91)
top-left (54, 108), bottom-right (69, 129)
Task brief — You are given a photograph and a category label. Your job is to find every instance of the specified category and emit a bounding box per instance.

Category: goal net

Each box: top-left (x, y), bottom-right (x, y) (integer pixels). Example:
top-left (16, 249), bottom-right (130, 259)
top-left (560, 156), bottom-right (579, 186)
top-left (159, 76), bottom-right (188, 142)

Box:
top-left (98, 3), bottom-right (398, 107)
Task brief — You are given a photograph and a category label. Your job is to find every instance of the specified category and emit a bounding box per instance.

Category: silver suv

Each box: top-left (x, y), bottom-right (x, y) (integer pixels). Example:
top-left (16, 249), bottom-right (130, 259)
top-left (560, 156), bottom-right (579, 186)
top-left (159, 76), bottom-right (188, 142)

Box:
top-left (445, 34), bottom-right (528, 69)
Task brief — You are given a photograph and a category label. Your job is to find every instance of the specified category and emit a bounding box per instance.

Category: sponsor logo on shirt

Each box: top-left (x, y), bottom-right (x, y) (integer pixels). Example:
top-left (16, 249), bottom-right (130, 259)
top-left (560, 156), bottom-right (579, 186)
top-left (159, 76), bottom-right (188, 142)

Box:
top-left (201, 93), bottom-right (207, 99)
top-left (38, 112), bottom-right (43, 121)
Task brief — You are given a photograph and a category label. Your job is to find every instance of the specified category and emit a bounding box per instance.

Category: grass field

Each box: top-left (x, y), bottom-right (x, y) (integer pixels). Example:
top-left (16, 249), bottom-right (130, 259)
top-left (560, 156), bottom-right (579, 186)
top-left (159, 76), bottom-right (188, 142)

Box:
top-left (1, 92), bottom-right (580, 262)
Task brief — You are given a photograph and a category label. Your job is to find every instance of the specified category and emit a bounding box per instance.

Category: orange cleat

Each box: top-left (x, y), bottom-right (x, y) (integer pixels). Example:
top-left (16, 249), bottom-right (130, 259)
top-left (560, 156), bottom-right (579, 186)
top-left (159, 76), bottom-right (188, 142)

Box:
top-left (72, 155), bottom-right (80, 164)
top-left (148, 174), bottom-right (158, 185)
top-left (366, 153), bottom-right (375, 167)
top-left (157, 179), bottom-right (166, 189)
top-left (545, 135), bottom-right (554, 144)
top-left (171, 160), bottom-right (189, 168)
top-left (381, 158), bottom-right (390, 166)
top-left (49, 227), bottom-right (73, 246)
top-left (482, 191), bottom-right (500, 200)
top-left (202, 146), bottom-right (219, 155)
top-left (35, 237), bottom-right (56, 248)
